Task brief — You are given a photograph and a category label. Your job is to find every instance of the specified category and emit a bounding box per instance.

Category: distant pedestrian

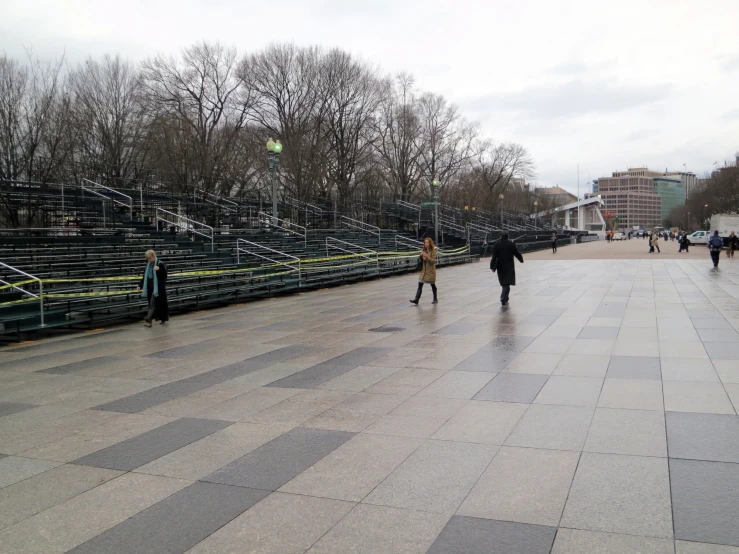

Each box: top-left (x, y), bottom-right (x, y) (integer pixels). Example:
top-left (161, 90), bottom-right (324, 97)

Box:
top-left (137, 250), bottom-right (169, 327)
top-left (728, 231), bottom-right (737, 258)
top-left (551, 232), bottom-right (557, 254)
top-left (679, 233), bottom-right (690, 253)
top-left (649, 233), bottom-right (660, 254)
top-left (410, 237), bottom-right (438, 305)
top-left (708, 231), bottom-right (723, 268)
top-left (491, 232), bottom-right (524, 306)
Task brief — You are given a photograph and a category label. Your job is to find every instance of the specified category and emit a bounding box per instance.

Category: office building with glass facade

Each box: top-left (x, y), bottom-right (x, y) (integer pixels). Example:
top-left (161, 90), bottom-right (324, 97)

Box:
top-left (652, 177), bottom-right (685, 222)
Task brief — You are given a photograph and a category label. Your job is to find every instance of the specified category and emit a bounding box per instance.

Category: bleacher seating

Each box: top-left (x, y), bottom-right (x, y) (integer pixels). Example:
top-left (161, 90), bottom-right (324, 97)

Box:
top-left (0, 180), bottom-right (578, 341)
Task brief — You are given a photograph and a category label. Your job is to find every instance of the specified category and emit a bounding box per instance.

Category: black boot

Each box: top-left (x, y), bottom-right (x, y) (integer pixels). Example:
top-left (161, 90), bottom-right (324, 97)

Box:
top-left (410, 283), bottom-right (423, 305)
top-left (431, 284), bottom-right (438, 304)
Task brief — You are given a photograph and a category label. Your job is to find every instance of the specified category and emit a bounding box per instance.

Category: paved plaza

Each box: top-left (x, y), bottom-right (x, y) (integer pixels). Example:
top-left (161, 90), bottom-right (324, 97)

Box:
top-left (1, 240), bottom-right (738, 553)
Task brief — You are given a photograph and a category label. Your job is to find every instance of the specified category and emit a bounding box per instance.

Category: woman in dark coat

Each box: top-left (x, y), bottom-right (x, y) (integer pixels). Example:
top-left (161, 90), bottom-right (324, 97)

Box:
top-left (490, 232), bottom-right (524, 306)
top-left (137, 249), bottom-right (169, 326)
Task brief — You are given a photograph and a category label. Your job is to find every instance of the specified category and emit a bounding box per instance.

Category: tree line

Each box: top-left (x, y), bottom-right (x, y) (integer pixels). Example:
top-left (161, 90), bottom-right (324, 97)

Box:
top-left (665, 163), bottom-right (739, 229)
top-left (0, 42), bottom-right (542, 215)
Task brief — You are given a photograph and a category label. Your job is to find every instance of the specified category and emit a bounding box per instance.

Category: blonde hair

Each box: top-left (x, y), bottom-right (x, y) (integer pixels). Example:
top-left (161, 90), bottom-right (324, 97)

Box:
top-left (145, 250), bottom-right (156, 259)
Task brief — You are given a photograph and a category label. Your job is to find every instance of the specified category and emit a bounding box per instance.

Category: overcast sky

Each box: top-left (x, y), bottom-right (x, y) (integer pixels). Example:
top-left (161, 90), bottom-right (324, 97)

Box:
top-left (3, 0), bottom-right (738, 195)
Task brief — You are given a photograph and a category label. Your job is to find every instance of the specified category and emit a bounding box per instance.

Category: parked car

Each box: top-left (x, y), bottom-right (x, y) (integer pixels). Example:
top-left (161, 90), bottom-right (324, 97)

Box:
top-left (636, 230), bottom-right (646, 238)
top-left (686, 231), bottom-right (710, 245)
top-left (612, 232), bottom-right (626, 241)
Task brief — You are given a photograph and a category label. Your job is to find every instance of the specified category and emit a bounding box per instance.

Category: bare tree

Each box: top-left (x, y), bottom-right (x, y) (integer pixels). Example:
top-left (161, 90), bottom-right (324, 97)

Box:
top-left (373, 73), bottom-right (425, 201)
top-left (0, 52), bottom-right (73, 226)
top-left (320, 49), bottom-right (383, 210)
top-left (68, 55), bottom-right (148, 186)
top-left (417, 92), bottom-right (478, 196)
top-left (140, 41), bottom-right (255, 194)
top-left (245, 44), bottom-right (328, 203)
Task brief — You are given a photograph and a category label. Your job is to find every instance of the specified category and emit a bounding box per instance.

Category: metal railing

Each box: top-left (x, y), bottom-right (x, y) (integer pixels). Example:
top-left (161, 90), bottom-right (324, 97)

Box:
top-left (325, 237), bottom-right (379, 270)
top-left (394, 235), bottom-right (424, 251)
top-left (235, 239), bottom-right (301, 283)
top-left (81, 179), bottom-right (133, 217)
top-left (0, 262), bottom-right (44, 327)
top-left (340, 216), bottom-right (380, 242)
top-left (258, 212), bottom-right (307, 246)
top-left (467, 223), bottom-right (490, 241)
top-left (196, 189), bottom-right (239, 213)
top-left (156, 208), bottom-right (214, 252)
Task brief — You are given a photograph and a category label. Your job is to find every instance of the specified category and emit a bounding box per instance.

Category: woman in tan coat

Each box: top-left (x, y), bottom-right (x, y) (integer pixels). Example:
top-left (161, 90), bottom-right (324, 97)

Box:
top-left (410, 237), bottom-right (438, 305)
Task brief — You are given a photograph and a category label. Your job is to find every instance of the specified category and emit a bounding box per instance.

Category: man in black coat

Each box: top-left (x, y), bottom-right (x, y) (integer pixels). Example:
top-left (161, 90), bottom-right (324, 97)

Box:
top-left (490, 232), bottom-right (524, 306)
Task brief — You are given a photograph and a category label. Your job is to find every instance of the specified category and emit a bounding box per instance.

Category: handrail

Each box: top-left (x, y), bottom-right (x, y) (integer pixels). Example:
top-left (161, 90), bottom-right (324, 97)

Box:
top-left (258, 212), bottom-right (307, 246)
top-left (394, 235), bottom-right (424, 250)
top-left (466, 223), bottom-right (490, 239)
top-left (325, 237), bottom-right (379, 270)
top-left (0, 262), bottom-right (44, 327)
top-left (81, 179), bottom-right (133, 217)
top-left (396, 200), bottom-right (421, 212)
top-left (340, 216), bottom-right (380, 241)
top-left (156, 208), bottom-right (214, 252)
top-left (197, 189), bottom-right (239, 212)
top-left (286, 197), bottom-right (323, 216)
top-left (235, 239), bottom-right (301, 283)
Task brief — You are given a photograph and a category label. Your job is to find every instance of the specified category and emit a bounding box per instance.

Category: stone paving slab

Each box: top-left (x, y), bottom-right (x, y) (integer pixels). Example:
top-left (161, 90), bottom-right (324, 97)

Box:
top-left (1, 252), bottom-right (739, 552)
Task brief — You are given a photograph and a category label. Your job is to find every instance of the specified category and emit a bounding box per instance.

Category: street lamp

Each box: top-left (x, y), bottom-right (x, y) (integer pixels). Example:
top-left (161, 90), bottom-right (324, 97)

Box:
top-left (432, 178), bottom-right (440, 244)
top-left (533, 201), bottom-right (538, 229)
top-left (266, 138), bottom-right (283, 222)
top-left (499, 194), bottom-right (505, 228)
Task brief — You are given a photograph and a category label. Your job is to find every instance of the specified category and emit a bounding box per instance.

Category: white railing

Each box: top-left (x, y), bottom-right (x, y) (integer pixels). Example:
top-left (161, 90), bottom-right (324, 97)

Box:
top-left (396, 200), bottom-right (421, 212)
top-left (0, 262), bottom-right (44, 327)
top-left (196, 189), bottom-right (239, 213)
top-left (325, 237), bottom-right (379, 270)
top-left (236, 239), bottom-right (301, 283)
top-left (81, 179), bottom-right (133, 217)
top-left (286, 197), bottom-right (323, 217)
top-left (156, 208), bottom-right (214, 252)
top-left (258, 212), bottom-right (307, 246)
top-left (340, 216), bottom-right (380, 242)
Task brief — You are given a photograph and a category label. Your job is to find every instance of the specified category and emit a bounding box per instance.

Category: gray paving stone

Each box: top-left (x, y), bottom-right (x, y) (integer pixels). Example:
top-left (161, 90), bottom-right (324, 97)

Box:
top-left (593, 304), bottom-right (627, 317)
top-left (579, 326), bottom-right (620, 339)
top-left (426, 516), bottom-right (556, 554)
top-left (363, 440), bottom-right (496, 514)
top-left (488, 336), bottom-right (536, 351)
top-left (533, 376), bottom-right (604, 407)
top-left (473, 373), bottom-right (549, 403)
top-left (671, 458), bottom-right (739, 547)
top-left (606, 355), bottom-right (661, 380)
top-left (458, 446), bottom-right (579, 526)
top-left (666, 412), bottom-right (739, 463)
top-left (560, 452), bottom-right (673, 538)
top-left (266, 347), bottom-right (392, 388)
top-left (704, 342), bottom-right (739, 359)
top-left (585, 408), bottom-right (667, 457)
top-left (505, 404), bottom-right (594, 451)
top-left (72, 418), bottom-right (231, 470)
top-left (143, 341), bottom-right (220, 359)
top-left (454, 348), bottom-right (518, 372)
top-left (37, 356), bottom-right (130, 375)
top-left (0, 402), bottom-right (36, 418)
top-left (552, 528), bottom-right (674, 553)
top-left (307, 503), bottom-right (449, 554)
top-left (698, 328), bottom-right (739, 342)
top-left (92, 381), bottom-right (212, 413)
top-left (67, 481), bottom-right (269, 554)
top-left (432, 401), bottom-right (528, 445)
top-left (676, 540), bottom-right (739, 553)
top-left (203, 427), bottom-right (355, 490)
top-left (0, 456), bottom-right (62, 489)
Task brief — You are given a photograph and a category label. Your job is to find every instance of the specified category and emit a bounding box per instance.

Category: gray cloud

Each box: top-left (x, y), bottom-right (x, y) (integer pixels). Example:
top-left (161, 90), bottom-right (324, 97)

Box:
top-left (547, 59), bottom-right (617, 76)
top-left (721, 54), bottom-right (739, 72)
top-left (465, 79), bottom-right (669, 120)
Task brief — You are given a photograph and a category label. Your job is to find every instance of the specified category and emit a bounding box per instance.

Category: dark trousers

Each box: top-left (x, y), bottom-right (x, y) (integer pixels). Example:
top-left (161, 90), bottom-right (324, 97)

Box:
top-left (500, 285), bottom-right (511, 303)
top-left (552, 242), bottom-right (557, 253)
top-left (415, 282), bottom-right (437, 300)
top-left (711, 252), bottom-right (720, 267)
top-left (145, 294), bottom-right (157, 322)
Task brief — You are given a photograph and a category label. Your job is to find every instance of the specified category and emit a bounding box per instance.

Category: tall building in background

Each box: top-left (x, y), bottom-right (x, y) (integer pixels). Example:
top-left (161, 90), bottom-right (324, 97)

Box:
top-left (596, 168), bottom-right (662, 230)
top-left (592, 179), bottom-right (599, 194)
top-left (663, 171), bottom-right (698, 199)
top-left (652, 176), bottom-right (685, 221)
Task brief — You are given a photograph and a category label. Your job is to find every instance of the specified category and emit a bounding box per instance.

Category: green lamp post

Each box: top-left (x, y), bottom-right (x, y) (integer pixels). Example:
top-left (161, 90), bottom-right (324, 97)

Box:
top-left (432, 178), bottom-right (440, 244)
top-left (267, 139), bottom-right (283, 221)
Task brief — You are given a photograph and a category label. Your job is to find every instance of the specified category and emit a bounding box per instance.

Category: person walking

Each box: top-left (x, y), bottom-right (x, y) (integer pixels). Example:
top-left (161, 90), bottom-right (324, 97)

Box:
top-left (410, 237), bottom-right (438, 305)
top-left (708, 231), bottom-right (724, 268)
top-left (490, 232), bottom-right (524, 306)
top-left (137, 249), bottom-right (169, 326)
top-left (679, 233), bottom-right (690, 253)
top-left (551, 232), bottom-right (557, 254)
top-left (728, 231), bottom-right (737, 258)
top-left (650, 232), bottom-right (661, 253)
